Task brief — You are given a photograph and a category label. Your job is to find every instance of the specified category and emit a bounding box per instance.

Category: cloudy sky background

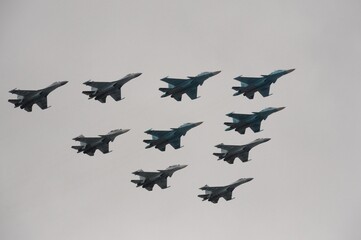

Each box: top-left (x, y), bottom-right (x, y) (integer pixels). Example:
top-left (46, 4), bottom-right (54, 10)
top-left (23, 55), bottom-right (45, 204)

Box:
top-left (1, 1), bottom-right (361, 239)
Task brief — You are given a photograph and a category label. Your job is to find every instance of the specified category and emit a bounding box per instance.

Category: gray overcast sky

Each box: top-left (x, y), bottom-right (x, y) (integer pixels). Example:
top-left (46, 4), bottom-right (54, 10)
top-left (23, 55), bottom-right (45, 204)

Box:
top-left (1, 1), bottom-right (361, 239)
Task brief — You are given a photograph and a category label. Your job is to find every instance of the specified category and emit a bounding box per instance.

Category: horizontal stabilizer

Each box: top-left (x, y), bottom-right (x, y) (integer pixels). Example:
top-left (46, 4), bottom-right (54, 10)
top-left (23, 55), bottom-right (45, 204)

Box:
top-left (198, 194), bottom-right (209, 200)
top-left (224, 122), bottom-right (234, 127)
top-left (71, 146), bottom-right (83, 152)
top-left (143, 140), bottom-right (153, 144)
top-left (82, 90), bottom-right (96, 96)
top-left (159, 87), bottom-right (170, 93)
top-left (131, 180), bottom-right (143, 186)
top-left (213, 153), bottom-right (224, 159)
top-left (8, 99), bottom-right (22, 107)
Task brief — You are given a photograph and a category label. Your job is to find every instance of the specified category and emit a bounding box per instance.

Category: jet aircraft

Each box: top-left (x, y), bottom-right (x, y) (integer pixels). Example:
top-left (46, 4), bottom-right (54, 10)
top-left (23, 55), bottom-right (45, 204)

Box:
top-left (198, 178), bottom-right (253, 203)
top-left (72, 129), bottom-right (129, 156)
top-left (144, 122), bottom-right (203, 151)
top-left (82, 73), bottom-right (142, 103)
top-left (131, 164), bottom-right (187, 191)
top-left (214, 138), bottom-right (270, 164)
top-left (159, 71), bottom-right (221, 101)
top-left (233, 69), bottom-right (295, 99)
top-left (8, 81), bottom-right (68, 112)
top-left (225, 107), bottom-right (285, 134)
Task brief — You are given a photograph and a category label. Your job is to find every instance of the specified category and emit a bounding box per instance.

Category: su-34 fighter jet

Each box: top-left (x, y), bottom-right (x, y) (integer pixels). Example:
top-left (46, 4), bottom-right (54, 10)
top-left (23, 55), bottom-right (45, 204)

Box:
top-left (8, 81), bottom-right (68, 112)
top-left (72, 129), bottom-right (129, 156)
top-left (159, 71), bottom-right (221, 101)
top-left (233, 69), bottom-right (295, 99)
top-left (225, 107), bottom-right (285, 134)
top-left (198, 178), bottom-right (253, 203)
top-left (214, 138), bottom-right (270, 164)
top-left (144, 122), bottom-right (203, 151)
top-left (131, 164), bottom-right (187, 191)
top-left (82, 73), bottom-right (142, 103)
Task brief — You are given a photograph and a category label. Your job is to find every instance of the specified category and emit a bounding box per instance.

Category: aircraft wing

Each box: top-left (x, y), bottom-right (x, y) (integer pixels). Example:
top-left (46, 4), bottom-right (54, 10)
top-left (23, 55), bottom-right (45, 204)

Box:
top-left (210, 197), bottom-right (220, 204)
top-left (24, 104), bottom-right (33, 112)
top-left (83, 81), bottom-right (111, 89)
top-left (224, 156), bottom-right (236, 164)
top-left (85, 148), bottom-right (96, 156)
top-left (258, 86), bottom-right (270, 97)
top-left (145, 184), bottom-right (155, 191)
top-left (238, 151), bottom-right (249, 162)
top-left (110, 89), bottom-right (122, 101)
top-left (74, 137), bottom-right (99, 144)
top-left (169, 138), bottom-right (181, 149)
top-left (145, 130), bottom-right (169, 138)
top-left (200, 186), bottom-right (225, 192)
top-left (9, 89), bottom-right (37, 96)
top-left (235, 127), bottom-right (246, 134)
top-left (156, 178), bottom-right (168, 189)
top-left (245, 91), bottom-right (255, 99)
top-left (227, 113), bottom-right (253, 120)
top-left (36, 97), bottom-right (48, 110)
top-left (185, 87), bottom-right (198, 100)
top-left (160, 77), bottom-right (187, 87)
top-left (98, 144), bottom-right (109, 154)
top-left (222, 191), bottom-right (233, 201)
top-left (250, 122), bottom-right (261, 133)
top-left (156, 144), bottom-right (166, 152)
top-left (234, 76), bottom-right (263, 84)
top-left (216, 144), bottom-right (240, 151)
top-left (172, 93), bottom-right (183, 101)
top-left (133, 171), bottom-right (159, 179)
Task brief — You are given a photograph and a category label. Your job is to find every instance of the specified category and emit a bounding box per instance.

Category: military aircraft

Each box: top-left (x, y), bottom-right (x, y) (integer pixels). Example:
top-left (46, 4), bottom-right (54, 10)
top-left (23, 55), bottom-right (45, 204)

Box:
top-left (232, 69), bottom-right (295, 99)
top-left (8, 81), bottom-right (68, 112)
top-left (144, 122), bottom-right (203, 151)
top-left (214, 138), bottom-right (270, 164)
top-left (159, 71), bottom-right (221, 101)
top-left (225, 107), bottom-right (285, 134)
top-left (131, 164), bottom-right (187, 191)
top-left (198, 178), bottom-right (253, 203)
top-left (71, 129), bottom-right (129, 156)
top-left (82, 73), bottom-right (142, 103)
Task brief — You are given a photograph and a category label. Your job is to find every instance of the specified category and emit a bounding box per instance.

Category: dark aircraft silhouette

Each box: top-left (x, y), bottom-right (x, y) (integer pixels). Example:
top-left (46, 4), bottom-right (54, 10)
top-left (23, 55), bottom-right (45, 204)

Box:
top-left (8, 81), bottom-right (68, 112)
top-left (131, 165), bottom-right (187, 191)
top-left (233, 69), bottom-right (295, 99)
top-left (159, 71), bottom-right (221, 101)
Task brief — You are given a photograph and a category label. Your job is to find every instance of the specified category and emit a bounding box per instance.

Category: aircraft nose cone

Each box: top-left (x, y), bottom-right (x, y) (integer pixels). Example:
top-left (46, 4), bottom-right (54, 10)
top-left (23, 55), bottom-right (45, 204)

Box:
top-left (286, 68), bottom-right (295, 73)
top-left (61, 81), bottom-right (68, 85)
top-left (179, 164), bottom-right (188, 169)
top-left (213, 70), bottom-right (221, 76)
top-left (194, 121), bottom-right (203, 127)
top-left (134, 73), bottom-right (142, 77)
top-left (278, 107), bottom-right (286, 111)
top-left (263, 138), bottom-right (271, 142)
top-left (122, 129), bottom-right (130, 134)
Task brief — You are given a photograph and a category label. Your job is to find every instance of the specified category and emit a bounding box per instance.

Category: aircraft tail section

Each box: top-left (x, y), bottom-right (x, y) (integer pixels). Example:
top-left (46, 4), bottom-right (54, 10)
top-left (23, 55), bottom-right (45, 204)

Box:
top-left (232, 86), bottom-right (246, 96)
top-left (198, 194), bottom-right (210, 201)
top-left (213, 153), bottom-right (225, 159)
top-left (82, 90), bottom-right (96, 98)
top-left (8, 99), bottom-right (22, 107)
top-left (71, 145), bottom-right (83, 152)
top-left (131, 179), bottom-right (143, 187)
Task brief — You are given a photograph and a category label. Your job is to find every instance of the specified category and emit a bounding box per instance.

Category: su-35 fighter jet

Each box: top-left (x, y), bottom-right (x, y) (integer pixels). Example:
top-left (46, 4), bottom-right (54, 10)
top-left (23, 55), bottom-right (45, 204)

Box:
top-left (131, 164), bottom-right (187, 191)
top-left (225, 107), bottom-right (285, 134)
top-left (233, 69), bottom-right (295, 99)
top-left (198, 178), bottom-right (253, 203)
top-left (82, 73), bottom-right (142, 103)
top-left (159, 71), bottom-right (221, 101)
top-left (214, 138), bottom-right (270, 164)
top-left (144, 122), bottom-right (203, 151)
top-left (72, 129), bottom-right (129, 156)
top-left (8, 81), bottom-right (68, 112)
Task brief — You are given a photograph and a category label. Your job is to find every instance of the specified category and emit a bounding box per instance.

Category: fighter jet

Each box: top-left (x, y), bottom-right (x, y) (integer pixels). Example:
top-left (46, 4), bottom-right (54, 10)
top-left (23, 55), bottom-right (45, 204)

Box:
top-left (8, 81), bottom-right (68, 112)
top-left (82, 73), bottom-right (142, 103)
top-left (131, 164), bottom-right (187, 191)
top-left (232, 69), bottom-right (295, 99)
top-left (159, 71), bottom-right (221, 101)
top-left (71, 129), bottom-right (129, 156)
top-left (198, 178), bottom-right (253, 203)
top-left (225, 107), bottom-right (285, 134)
top-left (144, 122), bottom-right (203, 151)
top-left (214, 138), bottom-right (270, 164)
